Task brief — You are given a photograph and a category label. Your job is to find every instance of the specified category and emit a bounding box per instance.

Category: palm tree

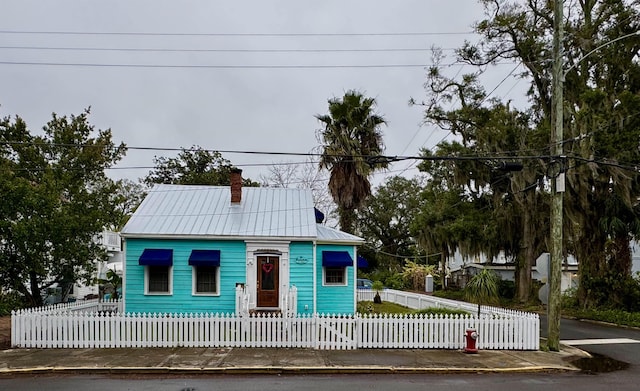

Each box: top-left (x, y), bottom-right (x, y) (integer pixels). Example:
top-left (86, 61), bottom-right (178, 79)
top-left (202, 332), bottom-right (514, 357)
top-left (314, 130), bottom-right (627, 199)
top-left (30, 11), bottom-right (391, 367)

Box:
top-left (464, 269), bottom-right (499, 318)
top-left (371, 280), bottom-right (385, 304)
top-left (316, 90), bottom-right (387, 233)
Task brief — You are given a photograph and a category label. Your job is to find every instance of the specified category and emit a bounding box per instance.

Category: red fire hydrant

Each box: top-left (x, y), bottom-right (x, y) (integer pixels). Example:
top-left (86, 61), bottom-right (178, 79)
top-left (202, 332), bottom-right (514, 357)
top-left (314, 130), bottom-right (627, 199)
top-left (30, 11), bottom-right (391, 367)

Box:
top-left (464, 329), bottom-right (478, 354)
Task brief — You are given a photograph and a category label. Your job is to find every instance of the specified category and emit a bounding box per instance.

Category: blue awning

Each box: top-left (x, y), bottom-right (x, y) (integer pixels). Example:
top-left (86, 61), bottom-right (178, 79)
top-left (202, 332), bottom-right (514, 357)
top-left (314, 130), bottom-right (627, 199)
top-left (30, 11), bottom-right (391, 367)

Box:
top-left (139, 249), bottom-right (173, 266)
top-left (188, 250), bottom-right (221, 266)
top-left (322, 251), bottom-right (353, 267)
top-left (357, 256), bottom-right (369, 268)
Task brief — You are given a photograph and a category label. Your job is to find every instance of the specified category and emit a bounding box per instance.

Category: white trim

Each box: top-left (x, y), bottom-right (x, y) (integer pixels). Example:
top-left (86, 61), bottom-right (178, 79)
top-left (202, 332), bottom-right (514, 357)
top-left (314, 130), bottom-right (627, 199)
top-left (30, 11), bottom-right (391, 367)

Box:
top-left (353, 245), bottom-right (358, 314)
top-left (322, 266), bottom-right (348, 286)
top-left (191, 265), bottom-right (221, 296)
top-left (121, 233), bottom-right (360, 246)
top-left (144, 265), bottom-right (173, 295)
top-left (121, 233), bottom-right (314, 241)
top-left (312, 243), bottom-right (317, 314)
top-left (122, 240), bottom-right (127, 312)
top-left (245, 240), bottom-right (290, 310)
top-left (315, 240), bottom-right (364, 245)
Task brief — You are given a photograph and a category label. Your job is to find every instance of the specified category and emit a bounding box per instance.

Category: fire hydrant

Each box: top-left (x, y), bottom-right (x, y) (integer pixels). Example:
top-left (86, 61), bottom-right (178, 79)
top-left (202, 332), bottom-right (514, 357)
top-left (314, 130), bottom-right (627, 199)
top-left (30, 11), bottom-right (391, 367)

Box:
top-left (464, 329), bottom-right (478, 354)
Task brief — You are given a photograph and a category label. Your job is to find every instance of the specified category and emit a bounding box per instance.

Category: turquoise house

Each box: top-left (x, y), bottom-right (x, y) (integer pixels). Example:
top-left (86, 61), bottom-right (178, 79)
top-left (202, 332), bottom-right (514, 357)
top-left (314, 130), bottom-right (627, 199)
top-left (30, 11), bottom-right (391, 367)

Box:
top-left (120, 170), bottom-right (364, 315)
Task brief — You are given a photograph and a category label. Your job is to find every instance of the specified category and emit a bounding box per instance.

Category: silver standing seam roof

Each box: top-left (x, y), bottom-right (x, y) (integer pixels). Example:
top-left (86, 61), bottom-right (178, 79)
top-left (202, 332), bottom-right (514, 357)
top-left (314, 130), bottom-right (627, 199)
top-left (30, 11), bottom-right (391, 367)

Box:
top-left (121, 184), bottom-right (363, 243)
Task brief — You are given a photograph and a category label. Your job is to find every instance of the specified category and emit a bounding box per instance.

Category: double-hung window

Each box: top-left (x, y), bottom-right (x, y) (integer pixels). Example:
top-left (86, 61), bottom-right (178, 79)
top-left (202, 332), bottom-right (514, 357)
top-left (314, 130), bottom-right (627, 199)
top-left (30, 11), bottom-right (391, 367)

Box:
top-left (321, 251), bottom-right (353, 286)
top-left (147, 265), bottom-right (171, 293)
top-left (139, 249), bottom-right (173, 295)
top-left (324, 266), bottom-right (347, 285)
top-left (189, 250), bottom-right (221, 296)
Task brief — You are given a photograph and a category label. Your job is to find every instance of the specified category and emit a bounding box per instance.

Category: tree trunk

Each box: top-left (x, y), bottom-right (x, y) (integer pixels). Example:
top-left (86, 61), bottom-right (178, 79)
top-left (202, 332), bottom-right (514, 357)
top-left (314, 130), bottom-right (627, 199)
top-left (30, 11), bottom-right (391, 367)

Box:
top-left (610, 235), bottom-right (632, 276)
top-left (516, 209), bottom-right (534, 303)
top-left (577, 229), bottom-right (606, 309)
top-left (29, 270), bottom-right (43, 307)
top-left (338, 206), bottom-right (356, 234)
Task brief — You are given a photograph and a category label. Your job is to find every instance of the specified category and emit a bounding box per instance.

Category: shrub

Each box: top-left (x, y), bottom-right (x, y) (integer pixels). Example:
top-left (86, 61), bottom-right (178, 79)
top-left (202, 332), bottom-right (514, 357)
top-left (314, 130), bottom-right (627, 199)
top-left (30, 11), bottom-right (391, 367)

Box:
top-left (401, 260), bottom-right (438, 291)
top-left (0, 291), bottom-right (27, 316)
top-left (357, 301), bottom-right (470, 317)
top-left (561, 287), bottom-right (579, 309)
top-left (572, 308), bottom-right (640, 328)
top-left (432, 289), bottom-right (465, 301)
top-left (497, 280), bottom-right (515, 299)
top-left (414, 307), bottom-right (470, 316)
top-left (367, 270), bottom-right (406, 290)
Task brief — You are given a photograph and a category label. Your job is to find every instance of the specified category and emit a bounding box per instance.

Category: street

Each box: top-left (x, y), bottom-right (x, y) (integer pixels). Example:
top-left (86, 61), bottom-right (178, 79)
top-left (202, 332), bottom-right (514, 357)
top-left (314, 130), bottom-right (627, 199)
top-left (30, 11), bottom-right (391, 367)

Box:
top-left (0, 372), bottom-right (639, 391)
top-left (541, 315), bottom-right (640, 370)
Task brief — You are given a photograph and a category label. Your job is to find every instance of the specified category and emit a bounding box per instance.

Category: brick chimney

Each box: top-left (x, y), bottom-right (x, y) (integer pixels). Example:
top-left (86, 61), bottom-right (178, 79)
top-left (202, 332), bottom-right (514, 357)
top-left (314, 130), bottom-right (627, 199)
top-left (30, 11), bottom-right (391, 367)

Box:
top-left (230, 168), bottom-right (243, 204)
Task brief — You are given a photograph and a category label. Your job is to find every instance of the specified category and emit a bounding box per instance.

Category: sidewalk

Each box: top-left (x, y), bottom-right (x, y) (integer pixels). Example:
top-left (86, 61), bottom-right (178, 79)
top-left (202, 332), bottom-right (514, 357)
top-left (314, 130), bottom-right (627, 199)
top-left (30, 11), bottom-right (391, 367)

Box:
top-left (0, 345), bottom-right (587, 375)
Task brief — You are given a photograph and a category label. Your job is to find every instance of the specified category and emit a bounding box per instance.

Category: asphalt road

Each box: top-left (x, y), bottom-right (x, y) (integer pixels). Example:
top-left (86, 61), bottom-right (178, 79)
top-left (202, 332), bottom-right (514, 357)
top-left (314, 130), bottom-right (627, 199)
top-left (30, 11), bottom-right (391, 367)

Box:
top-left (0, 372), bottom-right (639, 391)
top-left (540, 315), bottom-right (640, 368)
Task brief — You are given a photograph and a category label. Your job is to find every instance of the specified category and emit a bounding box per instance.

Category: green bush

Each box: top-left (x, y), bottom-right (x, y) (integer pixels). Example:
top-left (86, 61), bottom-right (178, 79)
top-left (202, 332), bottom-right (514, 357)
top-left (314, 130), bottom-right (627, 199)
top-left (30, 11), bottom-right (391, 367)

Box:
top-left (366, 270), bottom-right (407, 290)
top-left (620, 273), bottom-right (640, 312)
top-left (357, 301), bottom-right (413, 315)
top-left (383, 273), bottom-right (407, 290)
top-left (414, 307), bottom-right (470, 316)
top-left (357, 301), bottom-right (470, 316)
top-left (432, 289), bottom-right (465, 301)
top-left (0, 291), bottom-right (27, 316)
top-left (497, 280), bottom-right (515, 299)
top-left (572, 308), bottom-right (640, 328)
top-left (561, 287), bottom-right (579, 309)
top-left (401, 260), bottom-right (438, 291)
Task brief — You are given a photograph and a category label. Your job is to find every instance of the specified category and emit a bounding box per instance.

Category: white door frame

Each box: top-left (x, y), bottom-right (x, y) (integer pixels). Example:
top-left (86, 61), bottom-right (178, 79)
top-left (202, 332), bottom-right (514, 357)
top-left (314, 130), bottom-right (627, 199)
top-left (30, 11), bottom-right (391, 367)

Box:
top-left (245, 241), bottom-right (290, 309)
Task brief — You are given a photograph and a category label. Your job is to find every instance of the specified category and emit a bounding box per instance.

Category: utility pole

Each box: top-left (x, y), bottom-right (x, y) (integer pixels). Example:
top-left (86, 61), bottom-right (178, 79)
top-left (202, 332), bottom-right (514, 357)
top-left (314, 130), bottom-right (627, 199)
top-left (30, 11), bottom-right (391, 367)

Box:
top-left (548, 0), bottom-right (564, 352)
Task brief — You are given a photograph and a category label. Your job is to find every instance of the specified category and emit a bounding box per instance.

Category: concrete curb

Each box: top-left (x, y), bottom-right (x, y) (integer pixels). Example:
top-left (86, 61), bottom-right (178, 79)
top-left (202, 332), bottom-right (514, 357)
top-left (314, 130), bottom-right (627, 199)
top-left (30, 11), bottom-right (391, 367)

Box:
top-left (0, 364), bottom-right (580, 376)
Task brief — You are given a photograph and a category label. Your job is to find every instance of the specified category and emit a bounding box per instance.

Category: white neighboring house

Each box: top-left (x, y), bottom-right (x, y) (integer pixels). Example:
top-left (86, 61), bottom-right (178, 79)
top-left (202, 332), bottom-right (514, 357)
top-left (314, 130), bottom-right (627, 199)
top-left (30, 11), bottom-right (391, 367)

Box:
top-left (630, 240), bottom-right (640, 275)
top-left (67, 230), bottom-right (123, 301)
top-left (449, 244), bottom-right (640, 295)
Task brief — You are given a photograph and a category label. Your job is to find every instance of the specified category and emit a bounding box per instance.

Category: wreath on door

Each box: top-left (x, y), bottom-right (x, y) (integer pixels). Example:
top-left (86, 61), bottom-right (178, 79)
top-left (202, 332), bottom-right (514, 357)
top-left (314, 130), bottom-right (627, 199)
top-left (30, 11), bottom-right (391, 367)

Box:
top-left (262, 263), bottom-right (274, 274)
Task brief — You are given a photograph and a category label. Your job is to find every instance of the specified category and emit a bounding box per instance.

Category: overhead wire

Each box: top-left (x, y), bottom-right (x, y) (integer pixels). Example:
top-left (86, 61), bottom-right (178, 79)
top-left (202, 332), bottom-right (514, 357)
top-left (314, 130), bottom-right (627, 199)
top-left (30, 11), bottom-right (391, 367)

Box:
top-left (0, 61), bottom-right (520, 69)
top-left (0, 30), bottom-right (476, 37)
top-left (0, 45), bottom-right (457, 54)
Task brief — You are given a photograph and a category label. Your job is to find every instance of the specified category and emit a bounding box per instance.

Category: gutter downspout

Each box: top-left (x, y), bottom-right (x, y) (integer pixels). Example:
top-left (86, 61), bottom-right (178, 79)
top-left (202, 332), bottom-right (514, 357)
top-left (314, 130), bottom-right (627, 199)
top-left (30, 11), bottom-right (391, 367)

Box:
top-left (353, 245), bottom-right (358, 314)
top-left (121, 239), bottom-right (127, 313)
top-left (312, 242), bottom-right (317, 314)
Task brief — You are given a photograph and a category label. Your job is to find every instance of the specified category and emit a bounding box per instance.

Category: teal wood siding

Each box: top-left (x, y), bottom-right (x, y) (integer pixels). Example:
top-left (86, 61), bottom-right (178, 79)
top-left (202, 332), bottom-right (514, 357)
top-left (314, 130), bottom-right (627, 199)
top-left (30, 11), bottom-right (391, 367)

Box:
top-left (288, 242), bottom-right (314, 315)
top-left (315, 244), bottom-right (355, 315)
top-left (125, 238), bottom-right (246, 314)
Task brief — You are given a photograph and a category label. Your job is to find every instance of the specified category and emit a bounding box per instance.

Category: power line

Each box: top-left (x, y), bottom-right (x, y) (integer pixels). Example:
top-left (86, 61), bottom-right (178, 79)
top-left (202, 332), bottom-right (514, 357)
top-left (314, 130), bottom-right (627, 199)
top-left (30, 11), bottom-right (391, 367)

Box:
top-left (0, 140), bottom-right (553, 161)
top-left (0, 30), bottom-right (475, 37)
top-left (0, 45), bottom-right (456, 53)
top-left (0, 61), bottom-right (513, 69)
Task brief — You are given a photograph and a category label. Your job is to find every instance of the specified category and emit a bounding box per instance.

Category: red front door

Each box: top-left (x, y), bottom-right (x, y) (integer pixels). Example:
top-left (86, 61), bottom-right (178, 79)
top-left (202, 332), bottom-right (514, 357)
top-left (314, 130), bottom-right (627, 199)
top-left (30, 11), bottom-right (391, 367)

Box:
top-left (257, 256), bottom-right (279, 307)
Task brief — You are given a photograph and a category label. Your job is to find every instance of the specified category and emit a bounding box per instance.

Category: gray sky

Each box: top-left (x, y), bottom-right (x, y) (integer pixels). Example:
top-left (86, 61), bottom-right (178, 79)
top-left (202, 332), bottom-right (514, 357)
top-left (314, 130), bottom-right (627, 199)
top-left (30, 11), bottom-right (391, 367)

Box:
top-left (0, 0), bottom-right (524, 186)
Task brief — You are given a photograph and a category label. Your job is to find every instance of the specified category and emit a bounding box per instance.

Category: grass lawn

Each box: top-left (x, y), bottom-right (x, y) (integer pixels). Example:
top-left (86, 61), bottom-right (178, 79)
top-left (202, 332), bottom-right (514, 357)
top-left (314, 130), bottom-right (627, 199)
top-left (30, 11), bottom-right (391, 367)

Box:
top-left (357, 301), bottom-right (470, 316)
top-left (357, 301), bottom-right (414, 315)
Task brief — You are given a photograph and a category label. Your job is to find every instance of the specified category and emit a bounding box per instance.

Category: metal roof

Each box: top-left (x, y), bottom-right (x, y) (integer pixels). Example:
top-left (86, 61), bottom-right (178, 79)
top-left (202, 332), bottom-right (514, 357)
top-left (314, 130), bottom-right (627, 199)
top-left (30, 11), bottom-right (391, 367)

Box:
top-left (122, 184), bottom-right (318, 239)
top-left (316, 224), bottom-right (364, 244)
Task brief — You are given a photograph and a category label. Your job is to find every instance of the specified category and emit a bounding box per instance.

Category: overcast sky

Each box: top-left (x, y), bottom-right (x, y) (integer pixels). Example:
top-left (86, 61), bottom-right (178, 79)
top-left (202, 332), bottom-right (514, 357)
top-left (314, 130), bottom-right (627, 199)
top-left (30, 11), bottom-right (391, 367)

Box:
top-left (0, 0), bottom-right (524, 187)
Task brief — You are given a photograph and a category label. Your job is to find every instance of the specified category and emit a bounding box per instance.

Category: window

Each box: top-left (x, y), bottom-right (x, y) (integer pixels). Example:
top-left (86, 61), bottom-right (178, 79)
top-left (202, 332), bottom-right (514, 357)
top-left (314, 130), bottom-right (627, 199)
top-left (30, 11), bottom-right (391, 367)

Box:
top-left (193, 265), bottom-right (219, 295)
top-left (324, 266), bottom-right (347, 285)
top-left (146, 265), bottom-right (172, 294)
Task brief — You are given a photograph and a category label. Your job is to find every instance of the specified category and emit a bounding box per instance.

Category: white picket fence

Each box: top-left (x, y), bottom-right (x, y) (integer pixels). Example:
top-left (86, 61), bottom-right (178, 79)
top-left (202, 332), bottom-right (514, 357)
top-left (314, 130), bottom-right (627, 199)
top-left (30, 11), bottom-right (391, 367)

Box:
top-left (357, 289), bottom-right (533, 318)
top-left (12, 310), bottom-right (539, 350)
top-left (19, 298), bottom-right (122, 314)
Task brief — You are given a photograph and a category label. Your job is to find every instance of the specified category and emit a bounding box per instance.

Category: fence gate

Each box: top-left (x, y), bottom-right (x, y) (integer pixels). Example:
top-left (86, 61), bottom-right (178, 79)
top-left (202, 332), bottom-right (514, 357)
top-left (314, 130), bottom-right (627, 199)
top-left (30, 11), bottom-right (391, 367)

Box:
top-left (316, 315), bottom-right (356, 350)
